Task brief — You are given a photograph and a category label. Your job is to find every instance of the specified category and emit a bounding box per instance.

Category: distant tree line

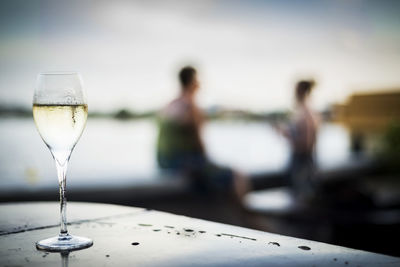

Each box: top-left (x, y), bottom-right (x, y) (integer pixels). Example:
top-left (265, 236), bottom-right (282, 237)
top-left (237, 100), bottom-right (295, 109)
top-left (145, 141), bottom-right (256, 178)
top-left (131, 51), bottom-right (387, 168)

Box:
top-left (0, 104), bottom-right (333, 123)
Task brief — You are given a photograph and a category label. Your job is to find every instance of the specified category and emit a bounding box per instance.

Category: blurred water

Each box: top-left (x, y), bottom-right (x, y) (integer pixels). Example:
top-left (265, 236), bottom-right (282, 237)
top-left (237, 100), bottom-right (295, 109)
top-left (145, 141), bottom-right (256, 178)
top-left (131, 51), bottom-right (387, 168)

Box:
top-left (0, 118), bottom-right (350, 189)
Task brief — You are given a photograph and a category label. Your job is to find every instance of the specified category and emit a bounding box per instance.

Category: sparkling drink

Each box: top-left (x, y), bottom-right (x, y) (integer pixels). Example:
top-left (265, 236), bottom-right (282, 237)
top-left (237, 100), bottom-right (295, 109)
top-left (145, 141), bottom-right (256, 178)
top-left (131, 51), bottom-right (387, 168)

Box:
top-left (33, 104), bottom-right (88, 152)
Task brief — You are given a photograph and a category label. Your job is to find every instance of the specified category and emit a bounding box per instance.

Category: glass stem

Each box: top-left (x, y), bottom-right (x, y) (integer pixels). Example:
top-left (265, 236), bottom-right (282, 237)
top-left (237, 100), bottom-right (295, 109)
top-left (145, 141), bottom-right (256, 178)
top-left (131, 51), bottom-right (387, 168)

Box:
top-left (61, 252), bottom-right (70, 267)
top-left (56, 159), bottom-right (69, 236)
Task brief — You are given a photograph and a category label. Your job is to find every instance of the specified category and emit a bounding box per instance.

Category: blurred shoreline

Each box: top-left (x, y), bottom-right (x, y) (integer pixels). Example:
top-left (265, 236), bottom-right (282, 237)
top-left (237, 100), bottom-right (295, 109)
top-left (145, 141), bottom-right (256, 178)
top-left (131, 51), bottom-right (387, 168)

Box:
top-left (0, 104), bottom-right (302, 123)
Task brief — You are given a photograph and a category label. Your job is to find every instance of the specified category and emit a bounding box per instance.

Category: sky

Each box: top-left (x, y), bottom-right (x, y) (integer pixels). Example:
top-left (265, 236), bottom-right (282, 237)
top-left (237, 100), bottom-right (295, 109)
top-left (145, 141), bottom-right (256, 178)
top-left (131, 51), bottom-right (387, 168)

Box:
top-left (0, 0), bottom-right (400, 112)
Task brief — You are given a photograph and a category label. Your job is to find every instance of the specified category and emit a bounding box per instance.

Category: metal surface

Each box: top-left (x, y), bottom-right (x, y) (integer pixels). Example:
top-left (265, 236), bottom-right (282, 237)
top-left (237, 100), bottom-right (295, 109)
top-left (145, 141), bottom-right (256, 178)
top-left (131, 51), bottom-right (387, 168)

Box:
top-left (0, 202), bottom-right (399, 266)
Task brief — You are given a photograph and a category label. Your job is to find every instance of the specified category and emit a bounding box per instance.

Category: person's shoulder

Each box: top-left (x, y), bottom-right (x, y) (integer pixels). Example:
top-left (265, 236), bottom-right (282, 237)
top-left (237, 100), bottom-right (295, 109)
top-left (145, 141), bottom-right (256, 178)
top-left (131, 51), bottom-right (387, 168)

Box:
top-left (161, 97), bottom-right (194, 122)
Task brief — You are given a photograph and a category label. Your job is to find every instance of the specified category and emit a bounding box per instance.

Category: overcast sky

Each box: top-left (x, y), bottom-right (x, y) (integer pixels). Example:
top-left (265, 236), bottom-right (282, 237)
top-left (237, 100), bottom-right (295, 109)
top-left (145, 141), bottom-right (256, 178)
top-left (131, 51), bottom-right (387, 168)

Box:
top-left (1, 0), bottom-right (400, 112)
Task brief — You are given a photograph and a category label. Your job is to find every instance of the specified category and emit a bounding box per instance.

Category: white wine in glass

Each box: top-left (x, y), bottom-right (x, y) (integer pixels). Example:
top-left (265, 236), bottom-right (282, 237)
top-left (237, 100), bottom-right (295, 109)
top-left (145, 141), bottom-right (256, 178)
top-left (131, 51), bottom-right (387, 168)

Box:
top-left (33, 72), bottom-right (93, 251)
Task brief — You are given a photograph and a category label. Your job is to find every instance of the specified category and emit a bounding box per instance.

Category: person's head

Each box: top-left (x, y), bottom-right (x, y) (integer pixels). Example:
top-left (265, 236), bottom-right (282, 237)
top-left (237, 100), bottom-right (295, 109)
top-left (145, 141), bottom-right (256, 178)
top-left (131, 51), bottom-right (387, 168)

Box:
top-left (179, 66), bottom-right (199, 94)
top-left (295, 80), bottom-right (315, 103)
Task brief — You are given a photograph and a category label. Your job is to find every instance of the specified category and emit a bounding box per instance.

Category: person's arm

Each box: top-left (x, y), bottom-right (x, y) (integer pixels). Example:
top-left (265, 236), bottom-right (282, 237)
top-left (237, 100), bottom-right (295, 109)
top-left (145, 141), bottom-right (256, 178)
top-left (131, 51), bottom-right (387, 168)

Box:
top-left (188, 104), bottom-right (206, 154)
top-left (275, 123), bottom-right (291, 139)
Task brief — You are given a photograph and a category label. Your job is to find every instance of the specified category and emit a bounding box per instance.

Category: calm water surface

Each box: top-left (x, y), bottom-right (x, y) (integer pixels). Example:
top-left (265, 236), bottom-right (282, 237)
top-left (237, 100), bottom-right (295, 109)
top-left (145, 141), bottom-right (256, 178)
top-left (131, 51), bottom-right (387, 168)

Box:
top-left (0, 118), bottom-right (350, 190)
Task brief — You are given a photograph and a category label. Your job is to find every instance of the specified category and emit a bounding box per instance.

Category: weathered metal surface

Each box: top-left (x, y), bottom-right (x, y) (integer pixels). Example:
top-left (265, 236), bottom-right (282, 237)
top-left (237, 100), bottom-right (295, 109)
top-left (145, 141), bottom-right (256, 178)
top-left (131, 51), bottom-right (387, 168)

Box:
top-left (0, 202), bottom-right (143, 235)
top-left (0, 202), bottom-right (399, 266)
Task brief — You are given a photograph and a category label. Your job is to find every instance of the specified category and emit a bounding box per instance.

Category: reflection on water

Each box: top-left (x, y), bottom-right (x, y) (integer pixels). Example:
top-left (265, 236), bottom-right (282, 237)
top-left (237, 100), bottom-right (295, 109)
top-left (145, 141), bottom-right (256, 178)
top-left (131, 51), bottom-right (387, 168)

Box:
top-left (0, 118), bottom-right (350, 189)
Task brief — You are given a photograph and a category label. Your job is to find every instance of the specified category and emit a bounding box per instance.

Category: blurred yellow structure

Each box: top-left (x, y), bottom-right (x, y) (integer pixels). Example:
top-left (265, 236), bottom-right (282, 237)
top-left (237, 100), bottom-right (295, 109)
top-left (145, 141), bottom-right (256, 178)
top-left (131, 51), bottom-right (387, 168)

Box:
top-left (333, 90), bottom-right (400, 154)
top-left (334, 90), bottom-right (400, 133)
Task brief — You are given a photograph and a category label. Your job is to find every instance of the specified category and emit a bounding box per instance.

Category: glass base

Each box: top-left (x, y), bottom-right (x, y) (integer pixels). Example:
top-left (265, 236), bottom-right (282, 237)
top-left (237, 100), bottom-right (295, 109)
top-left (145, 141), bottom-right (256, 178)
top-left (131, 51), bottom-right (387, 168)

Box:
top-left (36, 233), bottom-right (93, 252)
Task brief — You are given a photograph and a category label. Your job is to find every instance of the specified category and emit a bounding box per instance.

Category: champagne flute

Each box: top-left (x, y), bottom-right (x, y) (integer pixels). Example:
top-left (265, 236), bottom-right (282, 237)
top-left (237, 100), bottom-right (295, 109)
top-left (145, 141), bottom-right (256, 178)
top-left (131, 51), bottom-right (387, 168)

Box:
top-left (33, 72), bottom-right (92, 251)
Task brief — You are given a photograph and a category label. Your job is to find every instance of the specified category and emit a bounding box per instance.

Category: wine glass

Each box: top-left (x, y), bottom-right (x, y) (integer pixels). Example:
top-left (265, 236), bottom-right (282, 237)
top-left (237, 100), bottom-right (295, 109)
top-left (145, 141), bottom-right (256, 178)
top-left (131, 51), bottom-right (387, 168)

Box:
top-left (33, 72), bottom-right (93, 251)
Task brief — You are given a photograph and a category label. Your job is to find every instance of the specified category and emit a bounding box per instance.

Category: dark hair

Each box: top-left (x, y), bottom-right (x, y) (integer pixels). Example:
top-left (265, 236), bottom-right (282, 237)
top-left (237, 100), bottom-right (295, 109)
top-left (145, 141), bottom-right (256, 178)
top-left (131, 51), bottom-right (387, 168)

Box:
top-left (296, 80), bottom-right (315, 102)
top-left (179, 66), bottom-right (196, 89)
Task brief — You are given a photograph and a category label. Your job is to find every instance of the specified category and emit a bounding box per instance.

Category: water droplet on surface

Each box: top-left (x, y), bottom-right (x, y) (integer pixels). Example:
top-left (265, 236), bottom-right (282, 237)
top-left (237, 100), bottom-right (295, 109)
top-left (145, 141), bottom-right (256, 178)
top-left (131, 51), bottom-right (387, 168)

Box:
top-left (268, 242), bottom-right (280, 247)
top-left (220, 233), bottom-right (257, 241)
top-left (298, 246), bottom-right (311, 251)
top-left (131, 242), bottom-right (140, 246)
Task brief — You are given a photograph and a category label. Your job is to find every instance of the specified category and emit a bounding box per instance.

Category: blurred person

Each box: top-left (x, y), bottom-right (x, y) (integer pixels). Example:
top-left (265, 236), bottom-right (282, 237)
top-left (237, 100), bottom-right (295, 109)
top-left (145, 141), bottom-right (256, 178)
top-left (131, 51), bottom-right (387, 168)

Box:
top-left (156, 66), bottom-right (249, 198)
top-left (278, 80), bottom-right (319, 202)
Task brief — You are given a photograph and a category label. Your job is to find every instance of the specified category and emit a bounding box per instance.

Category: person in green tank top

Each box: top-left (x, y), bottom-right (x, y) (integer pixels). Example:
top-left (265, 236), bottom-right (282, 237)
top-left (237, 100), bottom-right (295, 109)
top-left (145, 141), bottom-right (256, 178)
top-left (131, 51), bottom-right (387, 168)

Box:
top-left (156, 66), bottom-right (249, 197)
